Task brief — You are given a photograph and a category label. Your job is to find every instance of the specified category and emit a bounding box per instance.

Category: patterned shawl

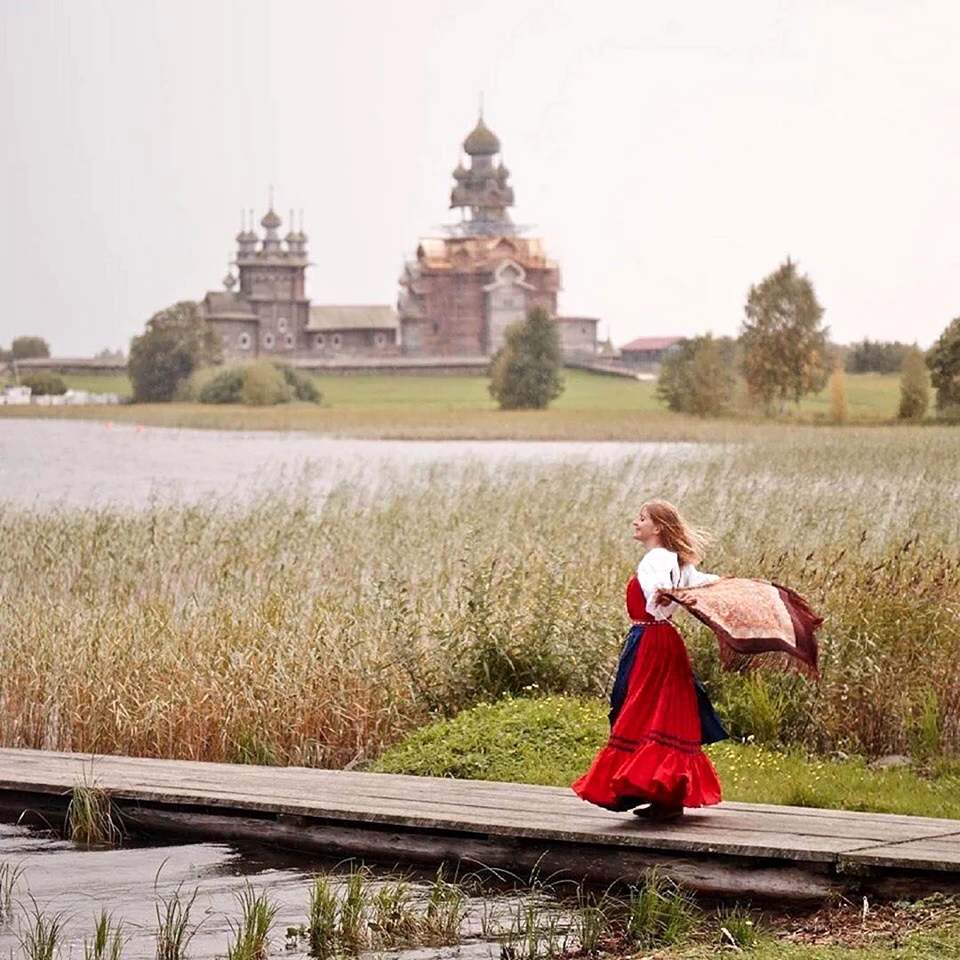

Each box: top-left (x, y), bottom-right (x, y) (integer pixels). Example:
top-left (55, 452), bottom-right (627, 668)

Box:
top-left (661, 578), bottom-right (822, 677)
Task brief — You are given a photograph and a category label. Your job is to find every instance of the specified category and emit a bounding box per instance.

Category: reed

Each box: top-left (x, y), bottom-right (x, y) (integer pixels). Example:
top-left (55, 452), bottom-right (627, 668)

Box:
top-left (306, 875), bottom-right (338, 958)
top-left (67, 775), bottom-right (122, 847)
top-left (18, 900), bottom-right (66, 960)
top-left (336, 867), bottom-right (368, 953)
top-left (83, 910), bottom-right (125, 960)
top-left (625, 872), bottom-right (696, 949)
top-left (0, 428), bottom-right (958, 763)
top-left (155, 881), bottom-right (200, 960)
top-left (226, 886), bottom-right (277, 960)
top-left (0, 860), bottom-right (24, 923)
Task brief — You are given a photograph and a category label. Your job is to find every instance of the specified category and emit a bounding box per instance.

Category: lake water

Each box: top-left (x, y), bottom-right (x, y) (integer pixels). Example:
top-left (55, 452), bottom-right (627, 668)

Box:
top-left (0, 822), bottom-right (561, 960)
top-left (0, 419), bottom-right (696, 510)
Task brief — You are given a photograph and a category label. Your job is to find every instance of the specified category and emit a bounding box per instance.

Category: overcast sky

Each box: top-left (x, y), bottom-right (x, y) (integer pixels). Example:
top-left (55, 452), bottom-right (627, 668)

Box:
top-left (2, 0), bottom-right (958, 355)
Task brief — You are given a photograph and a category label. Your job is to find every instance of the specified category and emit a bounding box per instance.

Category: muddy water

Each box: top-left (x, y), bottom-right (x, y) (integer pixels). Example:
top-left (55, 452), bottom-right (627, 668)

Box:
top-left (0, 823), bottom-right (535, 960)
top-left (0, 419), bottom-right (695, 510)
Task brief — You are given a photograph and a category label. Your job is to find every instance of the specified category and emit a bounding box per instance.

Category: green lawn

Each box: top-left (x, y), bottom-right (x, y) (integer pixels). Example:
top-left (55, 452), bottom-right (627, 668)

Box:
top-left (312, 368), bottom-right (662, 410)
top-left (60, 373), bottom-right (134, 396)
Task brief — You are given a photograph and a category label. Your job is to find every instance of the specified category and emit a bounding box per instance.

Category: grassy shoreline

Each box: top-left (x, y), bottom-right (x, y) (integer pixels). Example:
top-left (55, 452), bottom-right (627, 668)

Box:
top-left (0, 370), bottom-right (921, 440)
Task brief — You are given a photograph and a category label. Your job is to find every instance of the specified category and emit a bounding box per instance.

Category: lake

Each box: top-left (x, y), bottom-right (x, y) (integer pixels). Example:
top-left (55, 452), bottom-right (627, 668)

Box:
top-left (0, 419), bottom-right (699, 510)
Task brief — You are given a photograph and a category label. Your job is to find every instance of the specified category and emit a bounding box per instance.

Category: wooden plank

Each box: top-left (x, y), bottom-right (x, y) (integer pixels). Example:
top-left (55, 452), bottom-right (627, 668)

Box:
top-left (0, 774), bottom-right (886, 862)
top-left (841, 835), bottom-right (960, 872)
top-left (7, 747), bottom-right (960, 885)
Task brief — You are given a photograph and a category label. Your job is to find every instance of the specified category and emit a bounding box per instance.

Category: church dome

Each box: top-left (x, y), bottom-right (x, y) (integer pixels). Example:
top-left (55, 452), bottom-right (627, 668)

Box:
top-left (463, 118), bottom-right (501, 156)
top-left (496, 163), bottom-right (510, 181)
top-left (261, 207), bottom-right (282, 230)
top-left (453, 163), bottom-right (470, 181)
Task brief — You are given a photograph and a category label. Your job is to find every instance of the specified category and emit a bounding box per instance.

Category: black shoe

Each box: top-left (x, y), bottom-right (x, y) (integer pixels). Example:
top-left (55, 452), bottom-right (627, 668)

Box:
top-left (632, 803), bottom-right (684, 822)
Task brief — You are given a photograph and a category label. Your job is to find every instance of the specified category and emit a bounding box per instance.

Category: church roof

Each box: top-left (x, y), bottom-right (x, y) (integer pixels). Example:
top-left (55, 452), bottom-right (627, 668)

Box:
top-left (203, 291), bottom-right (257, 318)
top-left (463, 117), bottom-right (501, 155)
top-left (307, 305), bottom-right (399, 332)
top-left (415, 235), bottom-right (552, 269)
top-left (260, 207), bottom-right (282, 230)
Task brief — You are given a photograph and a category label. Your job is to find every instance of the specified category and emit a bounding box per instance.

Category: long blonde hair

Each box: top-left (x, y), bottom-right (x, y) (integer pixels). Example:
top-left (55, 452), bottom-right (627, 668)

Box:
top-left (643, 499), bottom-right (711, 566)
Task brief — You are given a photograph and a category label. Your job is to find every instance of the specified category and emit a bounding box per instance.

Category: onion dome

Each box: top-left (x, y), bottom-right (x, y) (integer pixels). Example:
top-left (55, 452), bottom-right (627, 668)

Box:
top-left (463, 117), bottom-right (500, 156)
top-left (496, 163), bottom-right (510, 181)
top-left (223, 271), bottom-right (237, 291)
top-left (261, 207), bottom-right (282, 230)
top-left (453, 163), bottom-right (470, 181)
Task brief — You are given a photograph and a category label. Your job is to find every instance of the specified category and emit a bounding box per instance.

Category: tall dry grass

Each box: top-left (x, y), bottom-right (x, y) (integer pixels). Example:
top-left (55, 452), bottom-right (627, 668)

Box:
top-left (1, 427), bottom-right (958, 763)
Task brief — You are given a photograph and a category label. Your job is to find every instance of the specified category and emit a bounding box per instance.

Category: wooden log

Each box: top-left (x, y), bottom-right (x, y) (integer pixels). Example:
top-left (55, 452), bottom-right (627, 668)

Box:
top-left (117, 803), bottom-right (844, 903)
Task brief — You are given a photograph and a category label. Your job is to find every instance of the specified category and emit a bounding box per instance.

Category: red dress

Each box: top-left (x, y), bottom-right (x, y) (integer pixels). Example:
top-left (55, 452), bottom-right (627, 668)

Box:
top-left (572, 576), bottom-right (722, 811)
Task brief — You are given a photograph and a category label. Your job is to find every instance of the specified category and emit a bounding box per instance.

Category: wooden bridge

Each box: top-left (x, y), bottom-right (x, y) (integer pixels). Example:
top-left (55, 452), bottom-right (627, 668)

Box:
top-left (2, 747), bottom-right (960, 902)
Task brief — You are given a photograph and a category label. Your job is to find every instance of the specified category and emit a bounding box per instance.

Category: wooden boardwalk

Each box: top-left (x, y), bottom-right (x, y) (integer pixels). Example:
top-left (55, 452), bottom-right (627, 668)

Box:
top-left (2, 747), bottom-right (960, 901)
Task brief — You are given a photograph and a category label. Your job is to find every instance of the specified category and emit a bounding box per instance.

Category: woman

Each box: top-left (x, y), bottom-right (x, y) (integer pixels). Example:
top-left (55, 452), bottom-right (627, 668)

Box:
top-left (572, 499), bottom-right (725, 821)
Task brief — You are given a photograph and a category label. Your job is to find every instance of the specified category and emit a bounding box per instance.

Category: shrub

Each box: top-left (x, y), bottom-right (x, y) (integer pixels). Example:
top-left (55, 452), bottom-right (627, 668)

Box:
top-left (198, 367), bottom-right (246, 404)
top-left (656, 335), bottom-right (736, 417)
top-left (240, 360), bottom-right (292, 406)
top-left (272, 361), bottom-right (322, 402)
top-left (829, 364), bottom-right (849, 424)
top-left (181, 361), bottom-right (321, 406)
top-left (20, 372), bottom-right (67, 396)
top-left (898, 347), bottom-right (931, 421)
top-left (373, 696), bottom-right (608, 784)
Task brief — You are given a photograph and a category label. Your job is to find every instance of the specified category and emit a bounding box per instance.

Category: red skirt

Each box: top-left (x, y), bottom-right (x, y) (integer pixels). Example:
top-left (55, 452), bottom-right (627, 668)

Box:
top-left (572, 620), bottom-right (722, 810)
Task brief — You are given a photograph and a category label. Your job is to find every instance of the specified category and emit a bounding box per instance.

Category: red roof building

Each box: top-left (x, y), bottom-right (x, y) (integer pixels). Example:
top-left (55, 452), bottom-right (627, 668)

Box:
top-left (619, 336), bottom-right (682, 368)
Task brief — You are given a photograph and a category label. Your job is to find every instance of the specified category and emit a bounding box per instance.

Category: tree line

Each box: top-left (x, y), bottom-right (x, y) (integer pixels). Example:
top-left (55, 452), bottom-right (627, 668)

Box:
top-left (656, 258), bottom-right (958, 421)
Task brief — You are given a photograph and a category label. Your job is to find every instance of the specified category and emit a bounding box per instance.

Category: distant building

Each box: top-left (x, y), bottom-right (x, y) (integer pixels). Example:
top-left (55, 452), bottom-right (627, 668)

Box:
top-left (202, 206), bottom-right (398, 363)
top-left (200, 113), bottom-right (600, 365)
top-left (398, 115), bottom-right (599, 361)
top-left (619, 336), bottom-right (682, 369)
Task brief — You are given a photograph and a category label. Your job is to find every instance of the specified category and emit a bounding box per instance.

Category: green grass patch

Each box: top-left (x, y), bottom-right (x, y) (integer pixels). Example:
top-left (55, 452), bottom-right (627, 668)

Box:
top-left (372, 696), bottom-right (960, 820)
top-left (60, 373), bottom-right (133, 397)
top-left (0, 369), bottom-right (910, 437)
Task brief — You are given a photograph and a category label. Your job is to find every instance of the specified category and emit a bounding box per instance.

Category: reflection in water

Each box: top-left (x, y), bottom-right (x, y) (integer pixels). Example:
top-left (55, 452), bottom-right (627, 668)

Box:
top-left (0, 419), bottom-right (697, 511)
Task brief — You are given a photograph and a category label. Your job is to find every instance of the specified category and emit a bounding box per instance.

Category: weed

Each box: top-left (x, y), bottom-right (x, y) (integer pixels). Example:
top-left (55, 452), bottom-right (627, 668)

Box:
top-left (626, 872), bottom-right (697, 949)
top-left (368, 881), bottom-right (417, 947)
top-left (717, 903), bottom-right (763, 950)
top-left (18, 900), bottom-right (66, 960)
top-left (422, 866), bottom-right (468, 944)
top-left (67, 776), bottom-right (122, 847)
top-left (337, 866), bottom-right (367, 953)
top-left (155, 881), bottom-right (200, 960)
top-left (0, 861), bottom-right (25, 924)
top-left (306, 875), bottom-right (338, 959)
top-left (226, 885), bottom-right (277, 960)
top-left (84, 909), bottom-right (125, 960)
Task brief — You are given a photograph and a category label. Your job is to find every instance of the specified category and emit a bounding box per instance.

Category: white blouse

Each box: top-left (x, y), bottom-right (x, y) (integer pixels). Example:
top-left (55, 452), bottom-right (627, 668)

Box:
top-left (637, 547), bottom-right (719, 621)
